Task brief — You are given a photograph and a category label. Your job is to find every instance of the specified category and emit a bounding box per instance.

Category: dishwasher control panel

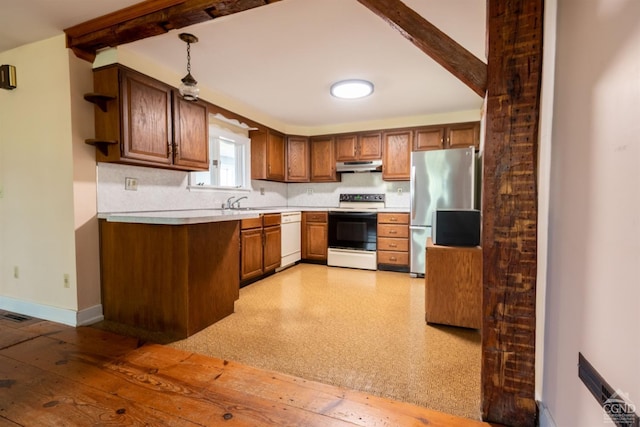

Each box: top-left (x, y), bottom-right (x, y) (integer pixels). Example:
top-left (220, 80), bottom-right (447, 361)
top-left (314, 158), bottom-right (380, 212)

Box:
top-left (281, 212), bottom-right (302, 223)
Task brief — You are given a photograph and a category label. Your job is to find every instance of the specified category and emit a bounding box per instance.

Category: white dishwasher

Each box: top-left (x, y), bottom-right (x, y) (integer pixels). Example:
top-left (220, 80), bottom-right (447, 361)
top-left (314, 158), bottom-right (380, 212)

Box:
top-left (278, 211), bottom-right (301, 271)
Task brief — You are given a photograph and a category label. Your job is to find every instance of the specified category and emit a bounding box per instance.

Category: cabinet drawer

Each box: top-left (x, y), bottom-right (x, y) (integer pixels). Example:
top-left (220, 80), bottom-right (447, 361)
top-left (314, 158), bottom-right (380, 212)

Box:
top-left (378, 237), bottom-right (409, 252)
top-left (377, 251), bottom-right (409, 266)
top-left (263, 213), bottom-right (281, 227)
top-left (304, 212), bottom-right (327, 223)
top-left (377, 224), bottom-right (409, 238)
top-left (378, 213), bottom-right (409, 224)
top-left (241, 217), bottom-right (263, 230)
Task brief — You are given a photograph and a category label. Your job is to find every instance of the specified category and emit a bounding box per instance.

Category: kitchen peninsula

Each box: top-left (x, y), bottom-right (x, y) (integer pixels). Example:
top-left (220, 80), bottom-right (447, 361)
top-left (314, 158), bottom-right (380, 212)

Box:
top-left (99, 209), bottom-right (259, 339)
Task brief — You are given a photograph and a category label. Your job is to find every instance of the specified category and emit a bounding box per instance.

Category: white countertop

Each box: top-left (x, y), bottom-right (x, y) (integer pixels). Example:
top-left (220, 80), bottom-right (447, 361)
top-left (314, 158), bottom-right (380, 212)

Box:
top-left (98, 206), bottom-right (409, 225)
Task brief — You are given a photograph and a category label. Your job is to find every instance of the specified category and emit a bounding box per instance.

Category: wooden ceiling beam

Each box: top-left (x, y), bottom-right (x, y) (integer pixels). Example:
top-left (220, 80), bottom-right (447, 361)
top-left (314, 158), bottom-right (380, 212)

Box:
top-left (357, 0), bottom-right (487, 97)
top-left (64, 0), bottom-right (280, 62)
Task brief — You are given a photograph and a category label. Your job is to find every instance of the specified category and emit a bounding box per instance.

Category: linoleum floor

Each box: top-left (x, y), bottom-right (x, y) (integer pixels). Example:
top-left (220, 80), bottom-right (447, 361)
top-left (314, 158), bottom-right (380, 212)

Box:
top-left (168, 264), bottom-right (481, 420)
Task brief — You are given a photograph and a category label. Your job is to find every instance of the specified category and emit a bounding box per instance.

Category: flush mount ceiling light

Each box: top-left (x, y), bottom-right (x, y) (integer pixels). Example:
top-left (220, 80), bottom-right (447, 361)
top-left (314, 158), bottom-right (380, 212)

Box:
top-left (178, 33), bottom-right (199, 101)
top-left (330, 79), bottom-right (374, 99)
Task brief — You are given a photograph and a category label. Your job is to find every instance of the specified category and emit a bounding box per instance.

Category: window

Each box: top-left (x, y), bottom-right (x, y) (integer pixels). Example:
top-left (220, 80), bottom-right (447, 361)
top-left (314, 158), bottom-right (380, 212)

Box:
top-left (190, 126), bottom-right (251, 190)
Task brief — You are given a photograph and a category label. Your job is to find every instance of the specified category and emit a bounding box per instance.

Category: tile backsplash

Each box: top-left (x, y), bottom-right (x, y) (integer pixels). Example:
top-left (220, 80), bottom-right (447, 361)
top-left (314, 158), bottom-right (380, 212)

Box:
top-left (97, 163), bottom-right (410, 213)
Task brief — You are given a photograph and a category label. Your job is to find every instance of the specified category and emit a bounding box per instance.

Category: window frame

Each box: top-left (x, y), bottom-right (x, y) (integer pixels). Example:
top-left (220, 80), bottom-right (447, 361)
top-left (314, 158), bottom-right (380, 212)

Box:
top-left (188, 125), bottom-right (252, 192)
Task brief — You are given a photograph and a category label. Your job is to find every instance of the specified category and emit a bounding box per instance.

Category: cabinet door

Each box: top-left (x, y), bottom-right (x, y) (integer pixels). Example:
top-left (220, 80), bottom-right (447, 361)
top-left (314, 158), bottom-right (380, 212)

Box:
top-left (121, 70), bottom-right (172, 165)
top-left (358, 132), bottom-right (383, 160)
top-left (382, 130), bottom-right (411, 181)
top-left (413, 126), bottom-right (444, 151)
top-left (240, 228), bottom-right (263, 281)
top-left (267, 131), bottom-right (286, 181)
top-left (263, 225), bottom-right (282, 272)
top-left (173, 95), bottom-right (209, 170)
top-left (286, 136), bottom-right (310, 182)
top-left (335, 134), bottom-right (358, 161)
top-left (302, 212), bottom-right (324, 260)
top-left (310, 137), bottom-right (338, 182)
top-left (303, 222), bottom-right (327, 261)
top-left (446, 122), bottom-right (480, 150)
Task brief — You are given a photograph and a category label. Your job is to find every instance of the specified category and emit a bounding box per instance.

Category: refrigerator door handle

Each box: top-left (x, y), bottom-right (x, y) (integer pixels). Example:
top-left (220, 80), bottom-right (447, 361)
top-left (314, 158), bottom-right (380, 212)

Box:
top-left (411, 165), bottom-right (416, 221)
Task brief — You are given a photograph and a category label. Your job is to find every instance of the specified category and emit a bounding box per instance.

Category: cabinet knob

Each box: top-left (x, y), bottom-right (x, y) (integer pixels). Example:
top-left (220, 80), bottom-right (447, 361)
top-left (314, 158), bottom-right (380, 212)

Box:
top-left (390, 257), bottom-right (397, 261)
top-left (389, 230), bottom-right (397, 234)
top-left (390, 243), bottom-right (397, 248)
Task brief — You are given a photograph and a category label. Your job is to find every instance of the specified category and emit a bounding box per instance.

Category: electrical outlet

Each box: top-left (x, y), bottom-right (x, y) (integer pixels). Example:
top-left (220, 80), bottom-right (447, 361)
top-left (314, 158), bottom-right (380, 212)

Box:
top-left (13, 266), bottom-right (18, 279)
top-left (125, 177), bottom-right (138, 191)
top-left (397, 187), bottom-right (403, 194)
top-left (63, 274), bottom-right (70, 288)
top-left (260, 187), bottom-right (265, 195)
top-left (307, 188), bottom-right (313, 195)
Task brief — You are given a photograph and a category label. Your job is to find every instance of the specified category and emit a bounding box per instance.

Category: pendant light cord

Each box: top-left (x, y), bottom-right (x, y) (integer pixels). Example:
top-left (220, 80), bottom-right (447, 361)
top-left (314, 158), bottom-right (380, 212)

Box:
top-left (186, 42), bottom-right (191, 74)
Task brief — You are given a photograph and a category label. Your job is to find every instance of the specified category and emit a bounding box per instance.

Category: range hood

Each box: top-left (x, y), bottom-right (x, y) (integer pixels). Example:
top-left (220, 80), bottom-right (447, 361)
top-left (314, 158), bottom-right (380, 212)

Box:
top-left (336, 160), bottom-right (382, 173)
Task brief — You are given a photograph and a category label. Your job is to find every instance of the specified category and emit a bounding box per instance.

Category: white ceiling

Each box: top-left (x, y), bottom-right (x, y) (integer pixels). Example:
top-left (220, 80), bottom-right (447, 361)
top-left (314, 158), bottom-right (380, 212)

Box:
top-left (0, 0), bottom-right (486, 131)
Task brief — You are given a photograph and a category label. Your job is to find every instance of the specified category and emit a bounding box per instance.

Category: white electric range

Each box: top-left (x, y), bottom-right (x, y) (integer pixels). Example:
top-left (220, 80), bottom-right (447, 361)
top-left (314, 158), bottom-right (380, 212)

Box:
top-left (327, 193), bottom-right (385, 270)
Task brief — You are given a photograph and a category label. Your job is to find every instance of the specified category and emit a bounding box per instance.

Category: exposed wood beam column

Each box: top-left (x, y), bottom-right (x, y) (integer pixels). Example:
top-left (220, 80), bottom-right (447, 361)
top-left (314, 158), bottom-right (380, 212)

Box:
top-left (481, 0), bottom-right (543, 425)
top-left (64, 0), bottom-right (280, 62)
top-left (357, 0), bottom-right (487, 97)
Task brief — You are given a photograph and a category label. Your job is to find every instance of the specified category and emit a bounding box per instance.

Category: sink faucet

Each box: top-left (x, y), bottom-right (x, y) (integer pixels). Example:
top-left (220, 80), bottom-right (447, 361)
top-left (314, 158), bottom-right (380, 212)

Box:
top-left (225, 196), bottom-right (235, 209)
top-left (232, 196), bottom-right (248, 209)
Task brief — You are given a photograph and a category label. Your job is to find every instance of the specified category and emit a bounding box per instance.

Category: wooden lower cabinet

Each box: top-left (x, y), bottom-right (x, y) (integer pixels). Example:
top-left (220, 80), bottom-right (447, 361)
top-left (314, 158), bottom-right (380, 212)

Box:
top-left (240, 214), bottom-right (281, 285)
top-left (301, 211), bottom-right (328, 262)
top-left (99, 219), bottom-right (239, 339)
top-left (240, 227), bottom-right (264, 281)
top-left (377, 212), bottom-right (410, 272)
top-left (263, 221), bottom-right (282, 272)
top-left (425, 238), bottom-right (482, 329)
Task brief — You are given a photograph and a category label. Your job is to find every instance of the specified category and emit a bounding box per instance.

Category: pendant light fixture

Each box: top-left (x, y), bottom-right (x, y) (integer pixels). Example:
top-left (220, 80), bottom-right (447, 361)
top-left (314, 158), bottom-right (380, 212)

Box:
top-left (178, 33), bottom-right (199, 101)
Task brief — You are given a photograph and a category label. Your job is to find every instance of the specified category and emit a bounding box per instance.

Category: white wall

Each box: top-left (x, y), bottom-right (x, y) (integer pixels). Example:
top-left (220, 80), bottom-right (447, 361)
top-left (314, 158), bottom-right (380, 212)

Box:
top-left (542, 0), bottom-right (640, 426)
top-left (0, 36), bottom-right (80, 323)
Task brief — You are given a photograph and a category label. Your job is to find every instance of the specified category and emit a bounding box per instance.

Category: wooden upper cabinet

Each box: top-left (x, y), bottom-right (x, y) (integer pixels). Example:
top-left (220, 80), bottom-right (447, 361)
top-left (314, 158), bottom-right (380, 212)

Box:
top-left (267, 131), bottom-right (286, 181)
top-left (173, 95), bottom-right (209, 170)
top-left (335, 132), bottom-right (382, 161)
top-left (382, 130), bottom-right (412, 181)
top-left (413, 126), bottom-right (445, 151)
top-left (413, 122), bottom-right (480, 151)
top-left (121, 70), bottom-right (173, 165)
top-left (358, 132), bottom-right (383, 160)
top-left (446, 122), bottom-right (480, 150)
top-left (286, 136), bottom-right (310, 182)
top-left (251, 128), bottom-right (286, 181)
top-left (335, 134), bottom-right (358, 161)
top-left (310, 137), bottom-right (339, 182)
top-left (87, 64), bottom-right (208, 171)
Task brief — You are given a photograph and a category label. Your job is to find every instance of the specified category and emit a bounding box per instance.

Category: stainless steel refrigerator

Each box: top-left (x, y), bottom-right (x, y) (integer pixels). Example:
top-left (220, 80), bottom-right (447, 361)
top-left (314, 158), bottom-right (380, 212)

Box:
top-left (410, 147), bottom-right (476, 276)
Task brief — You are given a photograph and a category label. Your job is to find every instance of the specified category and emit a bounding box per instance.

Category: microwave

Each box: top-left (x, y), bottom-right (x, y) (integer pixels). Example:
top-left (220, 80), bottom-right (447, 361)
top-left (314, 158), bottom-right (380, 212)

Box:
top-left (432, 209), bottom-right (481, 246)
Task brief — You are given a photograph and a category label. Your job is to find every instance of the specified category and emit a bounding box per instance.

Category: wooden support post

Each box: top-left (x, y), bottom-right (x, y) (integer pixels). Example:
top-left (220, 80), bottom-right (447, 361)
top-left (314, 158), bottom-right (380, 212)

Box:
top-left (481, 0), bottom-right (543, 425)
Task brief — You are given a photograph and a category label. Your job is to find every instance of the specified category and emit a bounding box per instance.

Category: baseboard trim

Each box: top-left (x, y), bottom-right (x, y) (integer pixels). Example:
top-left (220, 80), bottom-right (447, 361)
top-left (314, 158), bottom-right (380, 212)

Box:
top-left (0, 296), bottom-right (103, 327)
top-left (77, 304), bottom-right (104, 326)
top-left (538, 401), bottom-right (557, 427)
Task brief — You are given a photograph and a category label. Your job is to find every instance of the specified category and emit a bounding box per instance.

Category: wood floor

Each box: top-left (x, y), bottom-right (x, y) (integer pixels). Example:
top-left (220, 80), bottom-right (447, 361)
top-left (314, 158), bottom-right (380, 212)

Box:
top-left (0, 313), bottom-right (502, 426)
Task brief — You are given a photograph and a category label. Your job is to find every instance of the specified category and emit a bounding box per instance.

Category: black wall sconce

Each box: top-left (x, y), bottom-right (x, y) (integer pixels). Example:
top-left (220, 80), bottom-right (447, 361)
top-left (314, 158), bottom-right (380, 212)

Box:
top-left (1, 65), bottom-right (17, 90)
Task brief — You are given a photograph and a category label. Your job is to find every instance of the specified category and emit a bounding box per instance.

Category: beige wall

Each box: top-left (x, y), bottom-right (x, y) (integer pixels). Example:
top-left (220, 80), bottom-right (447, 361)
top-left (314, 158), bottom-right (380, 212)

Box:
top-left (0, 35), bottom-right (98, 324)
top-left (542, 0), bottom-right (640, 425)
top-left (69, 48), bottom-right (101, 312)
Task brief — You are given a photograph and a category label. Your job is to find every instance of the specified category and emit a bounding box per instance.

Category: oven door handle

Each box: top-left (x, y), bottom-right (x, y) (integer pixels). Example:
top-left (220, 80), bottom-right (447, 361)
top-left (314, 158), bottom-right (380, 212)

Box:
top-left (329, 211), bottom-right (378, 219)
